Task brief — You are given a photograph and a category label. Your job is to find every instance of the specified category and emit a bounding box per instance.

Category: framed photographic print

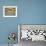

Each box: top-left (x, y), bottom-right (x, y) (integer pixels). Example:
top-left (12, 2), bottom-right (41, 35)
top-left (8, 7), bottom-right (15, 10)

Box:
top-left (3, 6), bottom-right (17, 17)
top-left (18, 24), bottom-right (46, 42)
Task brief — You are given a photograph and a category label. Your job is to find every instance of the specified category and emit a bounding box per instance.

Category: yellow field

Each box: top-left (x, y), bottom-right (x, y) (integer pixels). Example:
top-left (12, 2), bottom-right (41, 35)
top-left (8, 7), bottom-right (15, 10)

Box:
top-left (5, 8), bottom-right (16, 15)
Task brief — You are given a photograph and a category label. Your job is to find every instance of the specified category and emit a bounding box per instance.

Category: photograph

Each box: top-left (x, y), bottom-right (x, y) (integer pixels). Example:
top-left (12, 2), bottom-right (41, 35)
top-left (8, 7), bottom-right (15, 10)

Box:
top-left (3, 6), bottom-right (17, 17)
top-left (18, 24), bottom-right (46, 46)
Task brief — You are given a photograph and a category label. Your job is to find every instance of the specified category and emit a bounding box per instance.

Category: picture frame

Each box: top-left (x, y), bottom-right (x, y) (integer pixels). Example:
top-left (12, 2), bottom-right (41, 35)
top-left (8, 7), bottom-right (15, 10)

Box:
top-left (3, 6), bottom-right (17, 17)
top-left (18, 24), bottom-right (46, 42)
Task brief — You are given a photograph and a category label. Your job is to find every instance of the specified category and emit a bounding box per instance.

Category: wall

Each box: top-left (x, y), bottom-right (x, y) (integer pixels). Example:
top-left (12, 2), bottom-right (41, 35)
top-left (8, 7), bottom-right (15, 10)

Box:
top-left (0, 0), bottom-right (46, 44)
